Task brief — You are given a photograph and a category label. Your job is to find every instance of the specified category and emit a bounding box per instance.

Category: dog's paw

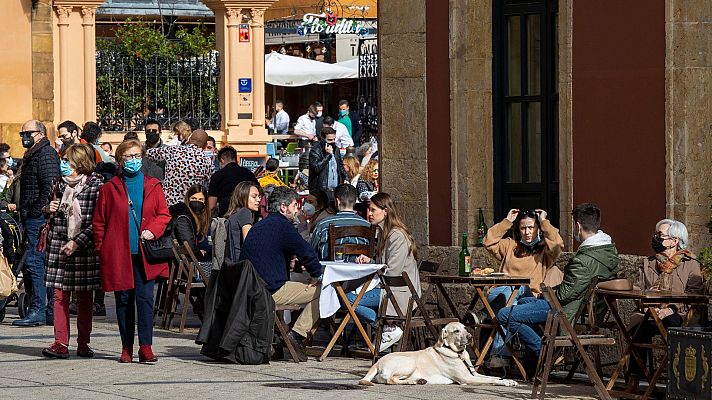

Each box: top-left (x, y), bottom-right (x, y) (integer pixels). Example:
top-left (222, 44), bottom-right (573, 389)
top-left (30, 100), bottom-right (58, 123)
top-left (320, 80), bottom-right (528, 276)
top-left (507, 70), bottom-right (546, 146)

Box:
top-left (358, 379), bottom-right (375, 386)
top-left (416, 379), bottom-right (427, 385)
top-left (498, 379), bottom-right (518, 387)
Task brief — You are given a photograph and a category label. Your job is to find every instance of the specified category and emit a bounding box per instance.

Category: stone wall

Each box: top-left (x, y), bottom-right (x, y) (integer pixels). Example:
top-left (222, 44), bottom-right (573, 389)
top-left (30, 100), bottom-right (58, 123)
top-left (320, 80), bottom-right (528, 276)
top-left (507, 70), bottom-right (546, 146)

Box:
top-left (665, 0), bottom-right (712, 254)
top-left (32, 0), bottom-right (54, 127)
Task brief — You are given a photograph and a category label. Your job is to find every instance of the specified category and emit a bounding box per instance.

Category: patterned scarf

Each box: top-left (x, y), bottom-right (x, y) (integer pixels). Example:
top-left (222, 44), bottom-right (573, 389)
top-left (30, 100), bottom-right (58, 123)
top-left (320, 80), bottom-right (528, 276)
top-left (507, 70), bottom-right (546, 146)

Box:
top-left (655, 249), bottom-right (694, 274)
top-left (60, 175), bottom-right (87, 238)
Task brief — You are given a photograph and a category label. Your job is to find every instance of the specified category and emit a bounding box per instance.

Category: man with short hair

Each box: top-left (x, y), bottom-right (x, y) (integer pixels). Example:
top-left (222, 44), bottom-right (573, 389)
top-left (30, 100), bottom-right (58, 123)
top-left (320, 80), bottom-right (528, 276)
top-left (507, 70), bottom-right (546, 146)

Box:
top-left (314, 101), bottom-right (324, 133)
top-left (308, 127), bottom-right (347, 193)
top-left (497, 203), bottom-right (620, 373)
top-left (258, 158), bottom-right (287, 188)
top-left (294, 103), bottom-right (318, 141)
top-left (268, 100), bottom-right (290, 134)
top-left (57, 120), bottom-right (80, 150)
top-left (208, 146), bottom-right (258, 216)
top-left (240, 186), bottom-right (323, 361)
top-left (205, 136), bottom-right (220, 171)
top-left (81, 121), bottom-right (113, 163)
top-left (146, 128), bottom-right (214, 206)
top-left (311, 184), bottom-right (370, 260)
top-left (13, 120), bottom-right (60, 327)
top-left (143, 118), bottom-right (164, 149)
top-left (323, 116), bottom-right (353, 149)
top-left (338, 99), bottom-right (363, 145)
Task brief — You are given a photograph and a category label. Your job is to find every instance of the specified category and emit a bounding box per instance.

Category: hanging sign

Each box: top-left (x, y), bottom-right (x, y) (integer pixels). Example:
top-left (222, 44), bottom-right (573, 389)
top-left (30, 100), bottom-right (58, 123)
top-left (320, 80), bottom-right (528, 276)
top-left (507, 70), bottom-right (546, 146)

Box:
top-left (297, 11), bottom-right (369, 36)
top-left (238, 78), bottom-right (252, 93)
top-left (239, 24), bottom-right (250, 42)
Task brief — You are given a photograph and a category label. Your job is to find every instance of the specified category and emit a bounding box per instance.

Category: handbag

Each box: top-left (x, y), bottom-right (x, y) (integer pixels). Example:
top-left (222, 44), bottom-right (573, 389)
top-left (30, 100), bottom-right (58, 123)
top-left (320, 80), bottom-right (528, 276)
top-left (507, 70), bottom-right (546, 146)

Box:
top-left (123, 179), bottom-right (174, 264)
top-left (0, 255), bottom-right (18, 299)
top-left (36, 179), bottom-right (60, 252)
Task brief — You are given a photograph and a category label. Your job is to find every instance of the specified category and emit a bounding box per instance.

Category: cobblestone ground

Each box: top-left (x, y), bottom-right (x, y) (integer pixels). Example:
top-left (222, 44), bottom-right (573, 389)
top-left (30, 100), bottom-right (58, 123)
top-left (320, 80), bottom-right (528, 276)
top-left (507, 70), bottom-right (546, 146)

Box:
top-left (0, 297), bottom-right (599, 400)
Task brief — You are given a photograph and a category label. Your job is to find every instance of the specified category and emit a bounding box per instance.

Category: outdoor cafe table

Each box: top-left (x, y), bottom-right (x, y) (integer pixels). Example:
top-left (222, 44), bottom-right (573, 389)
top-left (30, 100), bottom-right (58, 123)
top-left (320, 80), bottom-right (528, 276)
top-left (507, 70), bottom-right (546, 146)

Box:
top-left (424, 274), bottom-right (532, 379)
top-left (596, 288), bottom-right (711, 400)
top-left (317, 261), bottom-right (385, 361)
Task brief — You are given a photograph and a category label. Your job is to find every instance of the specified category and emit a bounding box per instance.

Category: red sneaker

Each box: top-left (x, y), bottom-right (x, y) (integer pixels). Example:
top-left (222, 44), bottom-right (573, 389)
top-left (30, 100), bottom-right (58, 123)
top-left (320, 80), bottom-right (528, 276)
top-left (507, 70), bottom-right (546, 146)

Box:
top-left (138, 345), bottom-right (158, 363)
top-left (42, 342), bottom-right (69, 359)
top-left (119, 346), bottom-right (133, 363)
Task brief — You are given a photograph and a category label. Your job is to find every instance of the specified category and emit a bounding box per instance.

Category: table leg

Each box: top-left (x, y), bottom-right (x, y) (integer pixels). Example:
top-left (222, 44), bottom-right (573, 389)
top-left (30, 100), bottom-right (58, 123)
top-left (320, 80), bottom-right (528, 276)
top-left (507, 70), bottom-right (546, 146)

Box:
top-left (435, 282), bottom-right (462, 321)
top-left (318, 278), bottom-right (375, 361)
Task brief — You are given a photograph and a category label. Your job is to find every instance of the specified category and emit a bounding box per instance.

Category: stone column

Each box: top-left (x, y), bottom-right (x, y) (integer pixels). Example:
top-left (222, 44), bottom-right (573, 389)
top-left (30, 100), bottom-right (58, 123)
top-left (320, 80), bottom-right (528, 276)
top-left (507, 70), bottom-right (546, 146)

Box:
top-left (226, 7), bottom-right (242, 128)
top-left (81, 6), bottom-right (97, 122)
top-left (55, 5), bottom-right (72, 121)
top-left (250, 8), bottom-right (266, 131)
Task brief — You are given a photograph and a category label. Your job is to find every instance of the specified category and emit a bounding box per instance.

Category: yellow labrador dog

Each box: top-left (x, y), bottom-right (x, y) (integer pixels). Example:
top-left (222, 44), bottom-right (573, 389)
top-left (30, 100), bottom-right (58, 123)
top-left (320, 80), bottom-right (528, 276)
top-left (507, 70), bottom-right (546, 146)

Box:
top-left (359, 322), bottom-right (517, 386)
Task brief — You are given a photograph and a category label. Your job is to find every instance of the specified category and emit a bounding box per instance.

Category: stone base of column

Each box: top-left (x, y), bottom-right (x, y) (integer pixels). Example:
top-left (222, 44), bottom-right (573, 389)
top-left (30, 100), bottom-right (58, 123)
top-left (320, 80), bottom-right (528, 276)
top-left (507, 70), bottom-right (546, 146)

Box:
top-left (224, 126), bottom-right (270, 154)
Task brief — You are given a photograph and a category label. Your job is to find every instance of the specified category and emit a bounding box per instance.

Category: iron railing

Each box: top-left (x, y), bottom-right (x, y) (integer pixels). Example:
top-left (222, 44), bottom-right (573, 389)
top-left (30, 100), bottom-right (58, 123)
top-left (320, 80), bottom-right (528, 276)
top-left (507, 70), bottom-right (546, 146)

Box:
top-left (358, 37), bottom-right (378, 142)
top-left (96, 51), bottom-right (221, 131)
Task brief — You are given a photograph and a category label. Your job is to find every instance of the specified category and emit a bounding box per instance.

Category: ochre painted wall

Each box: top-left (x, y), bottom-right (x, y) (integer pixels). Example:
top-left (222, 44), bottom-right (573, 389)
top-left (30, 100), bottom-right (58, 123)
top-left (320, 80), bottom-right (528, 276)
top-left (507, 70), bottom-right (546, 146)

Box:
top-left (0, 0), bottom-right (34, 156)
top-left (53, 9), bottom-right (88, 125)
top-left (572, 0), bottom-right (666, 255)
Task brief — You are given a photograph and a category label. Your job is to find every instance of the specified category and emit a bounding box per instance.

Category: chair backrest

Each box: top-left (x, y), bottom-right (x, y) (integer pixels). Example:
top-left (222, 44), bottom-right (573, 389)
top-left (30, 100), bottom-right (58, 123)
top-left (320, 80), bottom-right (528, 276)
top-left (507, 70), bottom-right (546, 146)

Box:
top-left (418, 260), bottom-right (440, 273)
top-left (377, 270), bottom-right (420, 319)
top-left (172, 239), bottom-right (210, 283)
top-left (265, 142), bottom-right (276, 157)
top-left (285, 142), bottom-right (297, 153)
top-left (571, 277), bottom-right (600, 328)
top-left (327, 224), bottom-right (376, 260)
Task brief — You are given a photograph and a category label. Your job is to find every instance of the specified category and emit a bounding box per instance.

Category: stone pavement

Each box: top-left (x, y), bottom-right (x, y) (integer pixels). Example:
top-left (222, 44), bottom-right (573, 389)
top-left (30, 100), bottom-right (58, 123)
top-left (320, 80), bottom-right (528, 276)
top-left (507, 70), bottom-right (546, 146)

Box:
top-left (0, 299), bottom-right (599, 400)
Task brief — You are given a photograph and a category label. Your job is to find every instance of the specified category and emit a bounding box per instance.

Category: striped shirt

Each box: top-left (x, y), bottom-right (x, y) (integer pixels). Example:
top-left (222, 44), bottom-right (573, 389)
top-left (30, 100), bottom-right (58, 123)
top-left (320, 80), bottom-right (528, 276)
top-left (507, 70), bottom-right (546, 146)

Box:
top-left (310, 211), bottom-right (371, 260)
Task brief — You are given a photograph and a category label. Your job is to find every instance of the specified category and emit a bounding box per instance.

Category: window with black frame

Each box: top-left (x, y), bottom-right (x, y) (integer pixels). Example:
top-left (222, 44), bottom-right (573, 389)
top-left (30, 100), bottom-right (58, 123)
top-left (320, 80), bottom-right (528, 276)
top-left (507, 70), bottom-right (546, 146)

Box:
top-left (493, 0), bottom-right (559, 226)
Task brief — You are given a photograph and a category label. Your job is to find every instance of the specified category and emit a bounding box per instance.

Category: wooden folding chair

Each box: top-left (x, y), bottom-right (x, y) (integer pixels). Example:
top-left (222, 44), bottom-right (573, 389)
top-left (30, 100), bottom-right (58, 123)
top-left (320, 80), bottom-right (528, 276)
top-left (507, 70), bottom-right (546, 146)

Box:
top-left (373, 270), bottom-right (457, 362)
top-left (327, 224), bottom-right (377, 261)
top-left (531, 284), bottom-right (614, 400)
top-left (163, 240), bottom-right (209, 333)
top-left (273, 304), bottom-right (303, 363)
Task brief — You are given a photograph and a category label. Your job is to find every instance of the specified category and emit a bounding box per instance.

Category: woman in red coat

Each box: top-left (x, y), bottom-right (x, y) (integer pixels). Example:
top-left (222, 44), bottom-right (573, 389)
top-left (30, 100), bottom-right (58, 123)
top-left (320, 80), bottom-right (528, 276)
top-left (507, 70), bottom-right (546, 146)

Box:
top-left (93, 139), bottom-right (171, 363)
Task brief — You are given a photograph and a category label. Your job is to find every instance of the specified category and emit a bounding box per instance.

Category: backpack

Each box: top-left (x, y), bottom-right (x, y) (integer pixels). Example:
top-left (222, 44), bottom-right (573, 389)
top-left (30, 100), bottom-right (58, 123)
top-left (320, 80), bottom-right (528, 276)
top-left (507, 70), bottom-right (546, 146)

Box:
top-left (210, 217), bottom-right (228, 271)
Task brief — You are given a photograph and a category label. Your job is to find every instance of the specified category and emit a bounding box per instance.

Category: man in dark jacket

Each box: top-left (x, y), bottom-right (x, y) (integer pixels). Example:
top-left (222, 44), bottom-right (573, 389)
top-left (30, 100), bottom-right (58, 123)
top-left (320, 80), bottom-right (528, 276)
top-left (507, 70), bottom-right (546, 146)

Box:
top-left (13, 120), bottom-right (60, 326)
top-left (496, 203), bottom-right (620, 371)
top-left (240, 187), bottom-right (323, 361)
top-left (308, 127), bottom-right (347, 194)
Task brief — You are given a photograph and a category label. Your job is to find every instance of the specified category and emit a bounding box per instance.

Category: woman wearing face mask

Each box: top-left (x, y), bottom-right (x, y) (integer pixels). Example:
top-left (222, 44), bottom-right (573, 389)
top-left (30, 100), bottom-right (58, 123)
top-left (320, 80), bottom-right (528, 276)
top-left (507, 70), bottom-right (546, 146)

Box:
top-left (170, 184), bottom-right (212, 265)
top-left (93, 139), bottom-right (171, 364)
top-left (41, 144), bottom-right (103, 359)
top-left (625, 219), bottom-right (704, 394)
top-left (483, 208), bottom-right (564, 367)
top-left (224, 181), bottom-right (261, 262)
top-left (306, 189), bottom-right (336, 234)
top-left (354, 192), bottom-right (421, 352)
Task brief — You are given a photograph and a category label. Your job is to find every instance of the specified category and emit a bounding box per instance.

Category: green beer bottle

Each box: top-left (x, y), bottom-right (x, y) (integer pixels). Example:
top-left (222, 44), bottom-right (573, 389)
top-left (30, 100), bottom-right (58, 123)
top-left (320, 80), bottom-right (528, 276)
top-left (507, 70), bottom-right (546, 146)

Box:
top-left (459, 233), bottom-right (471, 277)
top-left (476, 208), bottom-right (488, 246)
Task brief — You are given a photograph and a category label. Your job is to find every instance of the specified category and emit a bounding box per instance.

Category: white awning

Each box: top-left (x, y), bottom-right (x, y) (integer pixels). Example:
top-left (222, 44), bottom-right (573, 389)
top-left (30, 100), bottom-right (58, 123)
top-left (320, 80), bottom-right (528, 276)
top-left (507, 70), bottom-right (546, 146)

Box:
top-left (265, 51), bottom-right (358, 87)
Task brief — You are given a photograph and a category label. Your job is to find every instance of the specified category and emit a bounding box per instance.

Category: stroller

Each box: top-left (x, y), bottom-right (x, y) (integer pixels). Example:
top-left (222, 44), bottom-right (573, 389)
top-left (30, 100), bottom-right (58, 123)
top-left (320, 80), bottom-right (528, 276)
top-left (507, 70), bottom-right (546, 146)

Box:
top-left (0, 211), bottom-right (26, 323)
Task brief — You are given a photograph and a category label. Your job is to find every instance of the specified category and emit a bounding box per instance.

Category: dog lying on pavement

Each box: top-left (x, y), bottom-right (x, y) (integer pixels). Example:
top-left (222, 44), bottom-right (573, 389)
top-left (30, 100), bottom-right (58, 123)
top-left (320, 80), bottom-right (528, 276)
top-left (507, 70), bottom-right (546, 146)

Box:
top-left (359, 322), bottom-right (518, 386)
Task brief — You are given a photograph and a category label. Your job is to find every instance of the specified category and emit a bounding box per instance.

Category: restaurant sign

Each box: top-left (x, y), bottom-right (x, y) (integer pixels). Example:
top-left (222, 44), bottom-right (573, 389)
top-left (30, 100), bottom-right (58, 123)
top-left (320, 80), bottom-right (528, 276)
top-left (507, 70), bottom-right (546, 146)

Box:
top-left (297, 11), bottom-right (369, 36)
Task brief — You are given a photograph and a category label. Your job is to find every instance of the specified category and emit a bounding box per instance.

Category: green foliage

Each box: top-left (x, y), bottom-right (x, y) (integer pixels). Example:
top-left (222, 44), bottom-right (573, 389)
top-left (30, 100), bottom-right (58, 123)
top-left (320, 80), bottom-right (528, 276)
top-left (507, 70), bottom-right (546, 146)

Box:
top-left (99, 20), bottom-right (215, 59)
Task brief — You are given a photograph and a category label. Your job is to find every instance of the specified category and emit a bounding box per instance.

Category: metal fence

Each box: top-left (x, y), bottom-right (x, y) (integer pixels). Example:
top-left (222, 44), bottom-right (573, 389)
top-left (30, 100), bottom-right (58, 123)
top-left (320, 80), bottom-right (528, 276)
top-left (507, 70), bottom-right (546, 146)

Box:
top-left (96, 51), bottom-right (221, 131)
top-left (358, 37), bottom-right (378, 141)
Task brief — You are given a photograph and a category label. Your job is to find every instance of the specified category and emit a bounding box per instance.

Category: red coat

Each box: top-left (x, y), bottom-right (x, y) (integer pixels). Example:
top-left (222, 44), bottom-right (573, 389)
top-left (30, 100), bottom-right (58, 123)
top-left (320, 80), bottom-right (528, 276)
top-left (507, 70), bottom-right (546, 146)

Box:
top-left (93, 175), bottom-right (172, 292)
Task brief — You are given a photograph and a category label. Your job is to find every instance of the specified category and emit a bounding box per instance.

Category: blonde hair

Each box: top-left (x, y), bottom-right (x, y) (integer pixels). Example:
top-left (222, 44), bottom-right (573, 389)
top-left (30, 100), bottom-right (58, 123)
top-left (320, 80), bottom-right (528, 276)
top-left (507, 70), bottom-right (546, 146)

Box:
top-left (361, 159), bottom-right (378, 184)
top-left (63, 144), bottom-right (96, 175)
top-left (171, 121), bottom-right (191, 142)
top-left (343, 156), bottom-right (360, 181)
top-left (115, 140), bottom-right (144, 166)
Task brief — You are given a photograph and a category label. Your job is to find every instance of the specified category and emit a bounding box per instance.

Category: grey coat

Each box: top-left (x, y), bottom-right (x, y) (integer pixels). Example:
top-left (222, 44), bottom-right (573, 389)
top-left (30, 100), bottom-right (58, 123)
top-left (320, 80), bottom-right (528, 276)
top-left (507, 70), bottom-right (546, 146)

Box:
top-left (377, 228), bottom-right (421, 316)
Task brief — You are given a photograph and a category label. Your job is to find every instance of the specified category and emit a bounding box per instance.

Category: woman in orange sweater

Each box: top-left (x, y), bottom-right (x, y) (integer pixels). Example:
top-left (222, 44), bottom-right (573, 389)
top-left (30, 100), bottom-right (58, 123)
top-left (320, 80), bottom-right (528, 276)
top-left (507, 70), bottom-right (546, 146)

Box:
top-left (483, 208), bottom-right (564, 366)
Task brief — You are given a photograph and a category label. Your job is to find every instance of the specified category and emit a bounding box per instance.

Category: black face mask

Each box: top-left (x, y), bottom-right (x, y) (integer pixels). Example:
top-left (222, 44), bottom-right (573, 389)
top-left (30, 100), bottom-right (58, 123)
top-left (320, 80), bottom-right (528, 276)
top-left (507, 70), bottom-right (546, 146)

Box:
top-left (20, 132), bottom-right (35, 148)
top-left (189, 200), bottom-right (206, 214)
top-left (146, 132), bottom-right (160, 145)
top-left (651, 235), bottom-right (668, 254)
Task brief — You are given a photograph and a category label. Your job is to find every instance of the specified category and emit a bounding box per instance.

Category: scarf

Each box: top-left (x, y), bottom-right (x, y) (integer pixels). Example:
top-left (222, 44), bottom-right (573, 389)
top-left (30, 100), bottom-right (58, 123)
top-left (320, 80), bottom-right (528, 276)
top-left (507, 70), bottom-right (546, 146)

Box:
top-left (60, 175), bottom-right (87, 238)
top-left (655, 249), bottom-right (693, 274)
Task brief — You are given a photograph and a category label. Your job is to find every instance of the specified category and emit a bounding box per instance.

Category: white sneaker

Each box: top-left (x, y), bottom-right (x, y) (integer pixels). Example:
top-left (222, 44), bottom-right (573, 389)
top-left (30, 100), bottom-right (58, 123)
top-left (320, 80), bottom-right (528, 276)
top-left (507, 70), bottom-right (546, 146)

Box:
top-left (379, 327), bottom-right (403, 352)
top-left (487, 356), bottom-right (509, 369)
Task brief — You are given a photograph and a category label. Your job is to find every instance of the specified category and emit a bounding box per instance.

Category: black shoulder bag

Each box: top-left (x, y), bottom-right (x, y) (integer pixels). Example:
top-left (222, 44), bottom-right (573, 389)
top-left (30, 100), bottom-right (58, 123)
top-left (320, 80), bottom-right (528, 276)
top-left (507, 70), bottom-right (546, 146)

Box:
top-left (123, 179), bottom-right (174, 264)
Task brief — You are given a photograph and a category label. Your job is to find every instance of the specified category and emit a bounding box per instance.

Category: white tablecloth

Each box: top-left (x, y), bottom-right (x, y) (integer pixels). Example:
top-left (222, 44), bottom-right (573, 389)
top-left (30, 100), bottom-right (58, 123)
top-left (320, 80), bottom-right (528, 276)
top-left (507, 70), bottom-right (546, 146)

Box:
top-left (319, 262), bottom-right (385, 318)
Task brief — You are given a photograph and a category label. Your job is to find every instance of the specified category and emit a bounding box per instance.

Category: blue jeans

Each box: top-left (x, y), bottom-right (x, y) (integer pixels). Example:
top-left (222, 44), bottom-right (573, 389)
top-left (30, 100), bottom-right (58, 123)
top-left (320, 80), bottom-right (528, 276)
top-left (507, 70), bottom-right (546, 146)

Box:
top-left (486, 285), bottom-right (533, 357)
top-left (497, 297), bottom-right (550, 355)
top-left (24, 215), bottom-right (52, 320)
top-left (345, 288), bottom-right (381, 326)
top-left (115, 255), bottom-right (155, 346)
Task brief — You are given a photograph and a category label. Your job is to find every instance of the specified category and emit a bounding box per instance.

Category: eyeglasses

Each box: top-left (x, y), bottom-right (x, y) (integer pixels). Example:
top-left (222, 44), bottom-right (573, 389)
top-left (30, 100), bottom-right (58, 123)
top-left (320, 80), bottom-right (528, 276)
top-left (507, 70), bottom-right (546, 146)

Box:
top-left (654, 232), bottom-right (672, 240)
top-left (122, 153), bottom-right (143, 160)
top-left (373, 169), bottom-right (379, 173)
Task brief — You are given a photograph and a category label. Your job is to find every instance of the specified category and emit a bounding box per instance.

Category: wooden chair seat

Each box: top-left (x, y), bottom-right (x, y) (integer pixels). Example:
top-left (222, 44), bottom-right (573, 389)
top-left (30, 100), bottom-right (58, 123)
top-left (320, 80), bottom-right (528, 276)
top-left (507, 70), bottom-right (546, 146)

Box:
top-left (553, 334), bottom-right (615, 347)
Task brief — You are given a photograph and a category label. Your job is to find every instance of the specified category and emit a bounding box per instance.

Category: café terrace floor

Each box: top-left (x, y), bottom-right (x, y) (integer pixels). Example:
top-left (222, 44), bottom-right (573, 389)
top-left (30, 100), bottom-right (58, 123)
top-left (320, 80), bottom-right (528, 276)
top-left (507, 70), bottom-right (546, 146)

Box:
top-left (0, 297), bottom-right (601, 400)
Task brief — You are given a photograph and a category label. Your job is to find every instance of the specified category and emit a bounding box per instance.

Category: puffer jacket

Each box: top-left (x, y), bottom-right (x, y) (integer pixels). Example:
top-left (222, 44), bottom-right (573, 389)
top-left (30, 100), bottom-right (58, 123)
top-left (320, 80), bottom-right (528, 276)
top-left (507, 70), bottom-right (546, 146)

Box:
top-left (556, 242), bottom-right (620, 322)
top-left (308, 140), bottom-right (346, 192)
top-left (20, 138), bottom-right (60, 219)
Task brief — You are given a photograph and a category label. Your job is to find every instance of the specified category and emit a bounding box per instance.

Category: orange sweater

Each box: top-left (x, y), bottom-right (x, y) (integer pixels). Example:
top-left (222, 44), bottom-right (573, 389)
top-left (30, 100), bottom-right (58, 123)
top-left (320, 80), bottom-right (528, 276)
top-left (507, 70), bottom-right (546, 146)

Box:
top-left (484, 218), bottom-right (564, 294)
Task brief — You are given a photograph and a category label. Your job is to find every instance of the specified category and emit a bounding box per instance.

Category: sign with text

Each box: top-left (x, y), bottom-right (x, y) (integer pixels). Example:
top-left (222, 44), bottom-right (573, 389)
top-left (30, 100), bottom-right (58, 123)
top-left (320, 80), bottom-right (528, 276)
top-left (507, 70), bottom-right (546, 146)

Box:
top-left (237, 154), bottom-right (267, 173)
top-left (297, 11), bottom-right (369, 36)
top-left (238, 78), bottom-right (252, 93)
top-left (239, 24), bottom-right (250, 42)
top-left (336, 33), bottom-right (376, 62)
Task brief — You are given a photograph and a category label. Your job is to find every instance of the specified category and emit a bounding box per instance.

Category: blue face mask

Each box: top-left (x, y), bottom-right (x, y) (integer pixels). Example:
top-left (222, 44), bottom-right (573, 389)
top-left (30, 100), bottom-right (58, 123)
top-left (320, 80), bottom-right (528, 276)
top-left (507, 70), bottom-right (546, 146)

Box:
top-left (6, 158), bottom-right (14, 168)
top-left (60, 159), bottom-right (74, 177)
top-left (123, 158), bottom-right (142, 174)
top-left (339, 109), bottom-right (348, 117)
top-left (204, 150), bottom-right (214, 158)
top-left (520, 235), bottom-right (541, 247)
top-left (573, 224), bottom-right (581, 242)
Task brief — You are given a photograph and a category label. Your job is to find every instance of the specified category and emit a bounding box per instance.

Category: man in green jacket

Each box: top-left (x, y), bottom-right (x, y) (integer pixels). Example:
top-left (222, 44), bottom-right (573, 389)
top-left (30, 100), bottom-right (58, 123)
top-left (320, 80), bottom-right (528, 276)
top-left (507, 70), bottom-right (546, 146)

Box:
top-left (497, 203), bottom-right (620, 370)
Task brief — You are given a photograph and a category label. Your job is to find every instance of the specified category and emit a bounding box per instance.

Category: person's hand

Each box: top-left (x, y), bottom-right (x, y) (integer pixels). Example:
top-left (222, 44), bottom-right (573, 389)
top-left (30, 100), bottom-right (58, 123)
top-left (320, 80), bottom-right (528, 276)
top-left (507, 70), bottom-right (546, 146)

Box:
top-left (355, 254), bottom-right (372, 264)
top-left (7, 204), bottom-right (16, 212)
top-left (141, 230), bottom-right (155, 240)
top-left (325, 144), bottom-right (334, 154)
top-left (48, 200), bottom-right (60, 213)
top-left (506, 209), bottom-right (520, 223)
top-left (657, 307), bottom-right (674, 320)
top-left (535, 209), bottom-right (547, 221)
top-left (61, 240), bottom-right (78, 256)
top-left (310, 134), bottom-right (319, 142)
